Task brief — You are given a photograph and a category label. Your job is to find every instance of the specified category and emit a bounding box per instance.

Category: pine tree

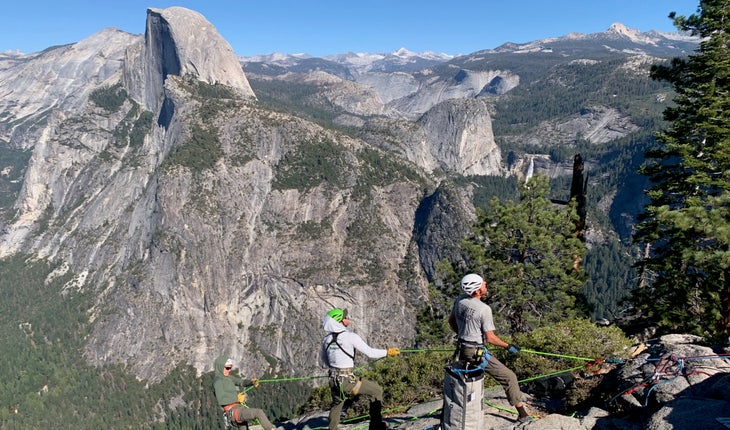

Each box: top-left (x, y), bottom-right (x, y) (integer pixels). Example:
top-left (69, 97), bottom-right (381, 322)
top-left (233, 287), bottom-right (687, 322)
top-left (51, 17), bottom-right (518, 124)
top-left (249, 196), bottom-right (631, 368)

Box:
top-left (633, 0), bottom-right (730, 336)
top-left (463, 175), bottom-right (587, 334)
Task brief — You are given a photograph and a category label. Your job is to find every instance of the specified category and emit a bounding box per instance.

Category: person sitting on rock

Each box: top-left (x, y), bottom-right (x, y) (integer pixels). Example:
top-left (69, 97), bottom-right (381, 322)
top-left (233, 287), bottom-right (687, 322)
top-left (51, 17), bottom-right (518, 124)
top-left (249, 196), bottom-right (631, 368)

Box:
top-left (213, 355), bottom-right (276, 430)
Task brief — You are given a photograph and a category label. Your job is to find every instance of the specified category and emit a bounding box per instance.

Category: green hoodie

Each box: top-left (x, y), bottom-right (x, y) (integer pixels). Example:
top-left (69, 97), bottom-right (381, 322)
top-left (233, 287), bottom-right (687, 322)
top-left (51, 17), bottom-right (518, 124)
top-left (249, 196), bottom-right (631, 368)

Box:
top-left (213, 355), bottom-right (255, 406)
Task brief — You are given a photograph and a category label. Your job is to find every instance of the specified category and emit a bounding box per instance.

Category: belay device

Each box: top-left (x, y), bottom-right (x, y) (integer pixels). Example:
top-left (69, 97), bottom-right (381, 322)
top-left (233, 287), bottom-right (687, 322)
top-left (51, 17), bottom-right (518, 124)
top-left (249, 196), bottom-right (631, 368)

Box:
top-left (441, 360), bottom-right (485, 430)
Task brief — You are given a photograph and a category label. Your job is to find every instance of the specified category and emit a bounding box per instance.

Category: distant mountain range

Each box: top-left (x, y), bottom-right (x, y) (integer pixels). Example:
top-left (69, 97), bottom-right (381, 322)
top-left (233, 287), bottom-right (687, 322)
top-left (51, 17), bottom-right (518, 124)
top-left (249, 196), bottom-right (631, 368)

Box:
top-left (240, 22), bottom-right (697, 74)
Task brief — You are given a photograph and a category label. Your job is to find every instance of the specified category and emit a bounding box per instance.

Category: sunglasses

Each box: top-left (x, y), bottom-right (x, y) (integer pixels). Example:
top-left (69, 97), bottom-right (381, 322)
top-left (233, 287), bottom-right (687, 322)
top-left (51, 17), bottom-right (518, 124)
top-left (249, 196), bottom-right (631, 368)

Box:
top-left (224, 366), bottom-right (232, 370)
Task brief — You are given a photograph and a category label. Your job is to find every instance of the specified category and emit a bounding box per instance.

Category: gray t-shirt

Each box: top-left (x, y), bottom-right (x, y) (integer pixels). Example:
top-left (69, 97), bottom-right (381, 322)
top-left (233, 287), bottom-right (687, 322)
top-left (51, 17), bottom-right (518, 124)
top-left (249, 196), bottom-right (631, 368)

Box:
top-left (452, 293), bottom-right (496, 343)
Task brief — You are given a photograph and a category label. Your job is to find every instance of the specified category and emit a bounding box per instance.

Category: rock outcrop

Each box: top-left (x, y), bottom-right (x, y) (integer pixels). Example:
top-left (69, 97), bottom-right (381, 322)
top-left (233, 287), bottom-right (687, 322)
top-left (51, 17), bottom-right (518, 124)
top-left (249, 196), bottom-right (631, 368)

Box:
top-left (125, 7), bottom-right (256, 119)
top-left (357, 98), bottom-right (503, 176)
top-left (278, 334), bottom-right (730, 430)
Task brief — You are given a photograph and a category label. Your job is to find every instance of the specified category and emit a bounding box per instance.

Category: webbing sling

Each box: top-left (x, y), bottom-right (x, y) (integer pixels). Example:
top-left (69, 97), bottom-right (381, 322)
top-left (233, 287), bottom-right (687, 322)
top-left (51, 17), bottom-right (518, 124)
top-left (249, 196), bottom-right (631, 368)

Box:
top-left (325, 331), bottom-right (355, 363)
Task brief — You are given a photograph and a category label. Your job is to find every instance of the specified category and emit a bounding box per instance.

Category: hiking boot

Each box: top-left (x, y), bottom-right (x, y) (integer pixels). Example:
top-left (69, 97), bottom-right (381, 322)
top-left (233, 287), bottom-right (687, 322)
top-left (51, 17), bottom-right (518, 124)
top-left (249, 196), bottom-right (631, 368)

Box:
top-left (518, 415), bottom-right (536, 423)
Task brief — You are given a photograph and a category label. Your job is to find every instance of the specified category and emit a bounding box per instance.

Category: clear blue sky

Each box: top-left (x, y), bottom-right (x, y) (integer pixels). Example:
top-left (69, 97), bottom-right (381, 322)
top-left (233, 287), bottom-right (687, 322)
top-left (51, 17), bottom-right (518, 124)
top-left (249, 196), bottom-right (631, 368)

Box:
top-left (1, 1), bottom-right (699, 57)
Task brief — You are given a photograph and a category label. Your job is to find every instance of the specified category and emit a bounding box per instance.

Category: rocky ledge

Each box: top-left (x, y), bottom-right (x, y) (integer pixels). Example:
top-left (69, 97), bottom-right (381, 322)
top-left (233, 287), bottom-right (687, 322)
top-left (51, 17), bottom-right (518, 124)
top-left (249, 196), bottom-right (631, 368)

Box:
top-left (273, 334), bottom-right (730, 430)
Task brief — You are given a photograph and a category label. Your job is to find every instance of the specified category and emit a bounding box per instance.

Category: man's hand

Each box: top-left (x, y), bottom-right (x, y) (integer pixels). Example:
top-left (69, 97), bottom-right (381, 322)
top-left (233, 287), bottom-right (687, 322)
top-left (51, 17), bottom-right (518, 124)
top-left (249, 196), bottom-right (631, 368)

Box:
top-left (507, 344), bottom-right (521, 355)
top-left (237, 392), bottom-right (246, 404)
top-left (251, 378), bottom-right (260, 388)
top-left (387, 347), bottom-right (400, 357)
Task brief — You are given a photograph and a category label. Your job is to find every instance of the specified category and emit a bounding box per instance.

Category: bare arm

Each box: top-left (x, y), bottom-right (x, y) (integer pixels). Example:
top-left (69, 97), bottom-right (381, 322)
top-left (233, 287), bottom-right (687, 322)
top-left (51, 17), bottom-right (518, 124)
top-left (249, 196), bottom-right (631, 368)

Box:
top-left (448, 312), bottom-right (458, 333)
top-left (484, 331), bottom-right (509, 349)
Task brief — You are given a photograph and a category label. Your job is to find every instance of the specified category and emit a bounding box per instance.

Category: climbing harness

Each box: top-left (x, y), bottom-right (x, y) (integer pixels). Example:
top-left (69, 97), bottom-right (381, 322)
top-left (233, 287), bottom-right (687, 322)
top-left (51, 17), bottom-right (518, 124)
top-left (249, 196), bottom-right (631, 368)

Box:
top-left (453, 339), bottom-right (491, 367)
top-left (223, 402), bottom-right (251, 429)
top-left (325, 331), bottom-right (356, 362)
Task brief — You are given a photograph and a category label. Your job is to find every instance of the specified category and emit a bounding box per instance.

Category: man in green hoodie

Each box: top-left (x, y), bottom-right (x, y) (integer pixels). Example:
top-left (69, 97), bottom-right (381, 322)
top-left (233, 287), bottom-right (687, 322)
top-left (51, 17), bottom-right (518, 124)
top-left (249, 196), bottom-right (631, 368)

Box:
top-left (213, 355), bottom-right (276, 430)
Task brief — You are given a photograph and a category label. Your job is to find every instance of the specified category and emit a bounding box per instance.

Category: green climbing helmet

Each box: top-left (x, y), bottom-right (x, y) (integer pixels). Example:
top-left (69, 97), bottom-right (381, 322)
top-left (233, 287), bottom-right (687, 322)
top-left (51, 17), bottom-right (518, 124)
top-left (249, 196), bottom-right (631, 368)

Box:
top-left (327, 308), bottom-right (348, 323)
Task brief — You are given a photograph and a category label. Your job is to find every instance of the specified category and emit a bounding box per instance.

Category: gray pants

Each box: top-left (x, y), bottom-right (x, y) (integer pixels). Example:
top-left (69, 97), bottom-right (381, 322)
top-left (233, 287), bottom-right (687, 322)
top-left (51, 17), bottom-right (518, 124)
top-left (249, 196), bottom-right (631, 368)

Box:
top-left (458, 347), bottom-right (523, 406)
top-left (328, 375), bottom-right (384, 430)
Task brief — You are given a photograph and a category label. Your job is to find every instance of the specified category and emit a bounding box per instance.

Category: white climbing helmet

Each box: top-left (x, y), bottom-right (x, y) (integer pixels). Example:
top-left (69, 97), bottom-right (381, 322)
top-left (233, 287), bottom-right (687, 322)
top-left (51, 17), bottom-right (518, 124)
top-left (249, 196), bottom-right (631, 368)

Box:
top-left (460, 273), bottom-right (483, 295)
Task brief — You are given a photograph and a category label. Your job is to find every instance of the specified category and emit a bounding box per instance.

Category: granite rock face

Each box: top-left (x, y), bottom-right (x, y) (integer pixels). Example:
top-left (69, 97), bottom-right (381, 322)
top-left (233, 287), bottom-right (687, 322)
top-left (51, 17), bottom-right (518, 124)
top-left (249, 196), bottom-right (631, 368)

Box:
top-left (0, 7), bottom-right (474, 382)
top-left (146, 7), bottom-right (255, 98)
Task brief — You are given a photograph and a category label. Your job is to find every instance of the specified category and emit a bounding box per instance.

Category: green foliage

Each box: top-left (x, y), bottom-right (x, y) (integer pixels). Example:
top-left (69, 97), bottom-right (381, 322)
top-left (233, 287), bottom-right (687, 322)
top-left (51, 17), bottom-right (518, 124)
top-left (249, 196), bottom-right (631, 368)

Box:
top-left (301, 353), bottom-right (452, 421)
top-left (181, 77), bottom-right (238, 101)
top-left (464, 175), bottom-right (588, 334)
top-left (491, 58), bottom-right (671, 135)
top-left (130, 111), bottom-right (154, 146)
top-left (272, 135), bottom-right (349, 190)
top-left (632, 1), bottom-right (730, 336)
top-left (0, 254), bottom-right (223, 429)
top-left (160, 76), bottom-right (250, 172)
top-left (89, 83), bottom-right (127, 113)
top-left (355, 147), bottom-right (426, 192)
top-left (298, 382), bottom-right (333, 416)
top-left (361, 352), bottom-right (451, 408)
top-left (582, 238), bottom-right (637, 320)
top-left (112, 102), bottom-right (154, 148)
top-left (508, 319), bottom-right (633, 412)
top-left (253, 381), bottom-right (315, 422)
top-left (509, 318), bottom-right (633, 380)
top-left (453, 174), bottom-right (519, 212)
top-left (183, 76), bottom-right (240, 123)
top-left (250, 78), bottom-right (352, 130)
top-left (164, 123), bottom-right (223, 171)
top-left (415, 282), bottom-right (458, 348)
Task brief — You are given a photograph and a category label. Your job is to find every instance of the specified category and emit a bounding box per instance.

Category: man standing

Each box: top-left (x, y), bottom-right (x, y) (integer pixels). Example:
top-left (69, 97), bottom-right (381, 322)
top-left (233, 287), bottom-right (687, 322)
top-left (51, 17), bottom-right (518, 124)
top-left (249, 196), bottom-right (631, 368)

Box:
top-left (320, 308), bottom-right (400, 430)
top-left (212, 355), bottom-right (277, 430)
top-left (448, 273), bottom-right (533, 423)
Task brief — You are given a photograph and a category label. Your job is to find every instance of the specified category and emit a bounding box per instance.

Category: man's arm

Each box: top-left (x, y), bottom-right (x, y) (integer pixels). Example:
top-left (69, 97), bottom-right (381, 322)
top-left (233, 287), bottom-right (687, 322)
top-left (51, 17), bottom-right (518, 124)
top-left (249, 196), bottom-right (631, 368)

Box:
top-left (349, 333), bottom-right (387, 359)
top-left (448, 312), bottom-right (458, 333)
top-left (484, 330), bottom-right (509, 348)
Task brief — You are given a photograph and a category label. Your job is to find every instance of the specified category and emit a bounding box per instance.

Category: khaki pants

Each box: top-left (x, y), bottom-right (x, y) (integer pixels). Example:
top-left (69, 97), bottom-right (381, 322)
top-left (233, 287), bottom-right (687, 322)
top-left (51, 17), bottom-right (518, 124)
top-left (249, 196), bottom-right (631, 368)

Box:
top-left (328, 375), bottom-right (384, 430)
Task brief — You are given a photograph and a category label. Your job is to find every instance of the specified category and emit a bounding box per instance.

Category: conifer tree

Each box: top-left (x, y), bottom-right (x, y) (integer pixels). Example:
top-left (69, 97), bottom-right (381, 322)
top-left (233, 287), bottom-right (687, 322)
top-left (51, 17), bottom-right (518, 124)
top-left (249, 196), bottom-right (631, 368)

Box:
top-left (463, 175), bottom-right (586, 334)
top-left (633, 0), bottom-right (730, 336)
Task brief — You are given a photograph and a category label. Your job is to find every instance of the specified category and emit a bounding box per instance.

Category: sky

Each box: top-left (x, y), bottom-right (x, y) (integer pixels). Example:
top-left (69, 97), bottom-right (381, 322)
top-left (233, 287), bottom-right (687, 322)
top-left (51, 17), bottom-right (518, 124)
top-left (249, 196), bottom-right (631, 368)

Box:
top-left (1, 1), bottom-right (700, 57)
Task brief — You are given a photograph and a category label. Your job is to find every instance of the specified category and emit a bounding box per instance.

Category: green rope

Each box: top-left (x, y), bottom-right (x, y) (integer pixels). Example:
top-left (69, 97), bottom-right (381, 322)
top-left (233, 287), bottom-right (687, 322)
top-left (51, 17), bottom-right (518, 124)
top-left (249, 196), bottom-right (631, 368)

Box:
top-left (243, 347), bottom-right (598, 428)
top-left (483, 399), bottom-right (517, 414)
top-left (515, 365), bottom-right (586, 384)
top-left (521, 348), bottom-right (597, 362)
top-left (256, 375), bottom-right (329, 384)
top-left (242, 374), bottom-right (329, 393)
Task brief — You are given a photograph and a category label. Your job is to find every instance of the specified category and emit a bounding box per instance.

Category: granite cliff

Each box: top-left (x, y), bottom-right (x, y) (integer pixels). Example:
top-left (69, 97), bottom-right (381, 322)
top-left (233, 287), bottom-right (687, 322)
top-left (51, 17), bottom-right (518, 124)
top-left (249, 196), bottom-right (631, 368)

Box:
top-left (0, 7), bottom-right (489, 382)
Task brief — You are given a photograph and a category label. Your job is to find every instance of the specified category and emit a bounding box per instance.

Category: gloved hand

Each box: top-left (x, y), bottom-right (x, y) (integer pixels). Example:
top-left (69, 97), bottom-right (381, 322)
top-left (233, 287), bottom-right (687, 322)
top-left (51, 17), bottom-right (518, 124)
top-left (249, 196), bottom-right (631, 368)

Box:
top-left (387, 347), bottom-right (400, 357)
top-left (237, 392), bottom-right (246, 404)
top-left (507, 344), bottom-right (521, 355)
top-left (251, 378), bottom-right (260, 388)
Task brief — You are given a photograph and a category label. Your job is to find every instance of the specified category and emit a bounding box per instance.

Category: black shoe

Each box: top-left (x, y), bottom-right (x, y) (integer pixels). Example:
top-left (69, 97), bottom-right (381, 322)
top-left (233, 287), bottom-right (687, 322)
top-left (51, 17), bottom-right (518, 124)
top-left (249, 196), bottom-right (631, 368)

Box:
top-left (368, 421), bottom-right (388, 430)
top-left (518, 415), bottom-right (535, 423)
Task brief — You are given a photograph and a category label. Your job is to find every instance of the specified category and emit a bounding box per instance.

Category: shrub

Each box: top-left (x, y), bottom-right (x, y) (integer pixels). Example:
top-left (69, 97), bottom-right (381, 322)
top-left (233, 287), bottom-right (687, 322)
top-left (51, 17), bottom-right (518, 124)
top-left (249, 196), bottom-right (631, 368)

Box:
top-left (507, 318), bottom-right (633, 380)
